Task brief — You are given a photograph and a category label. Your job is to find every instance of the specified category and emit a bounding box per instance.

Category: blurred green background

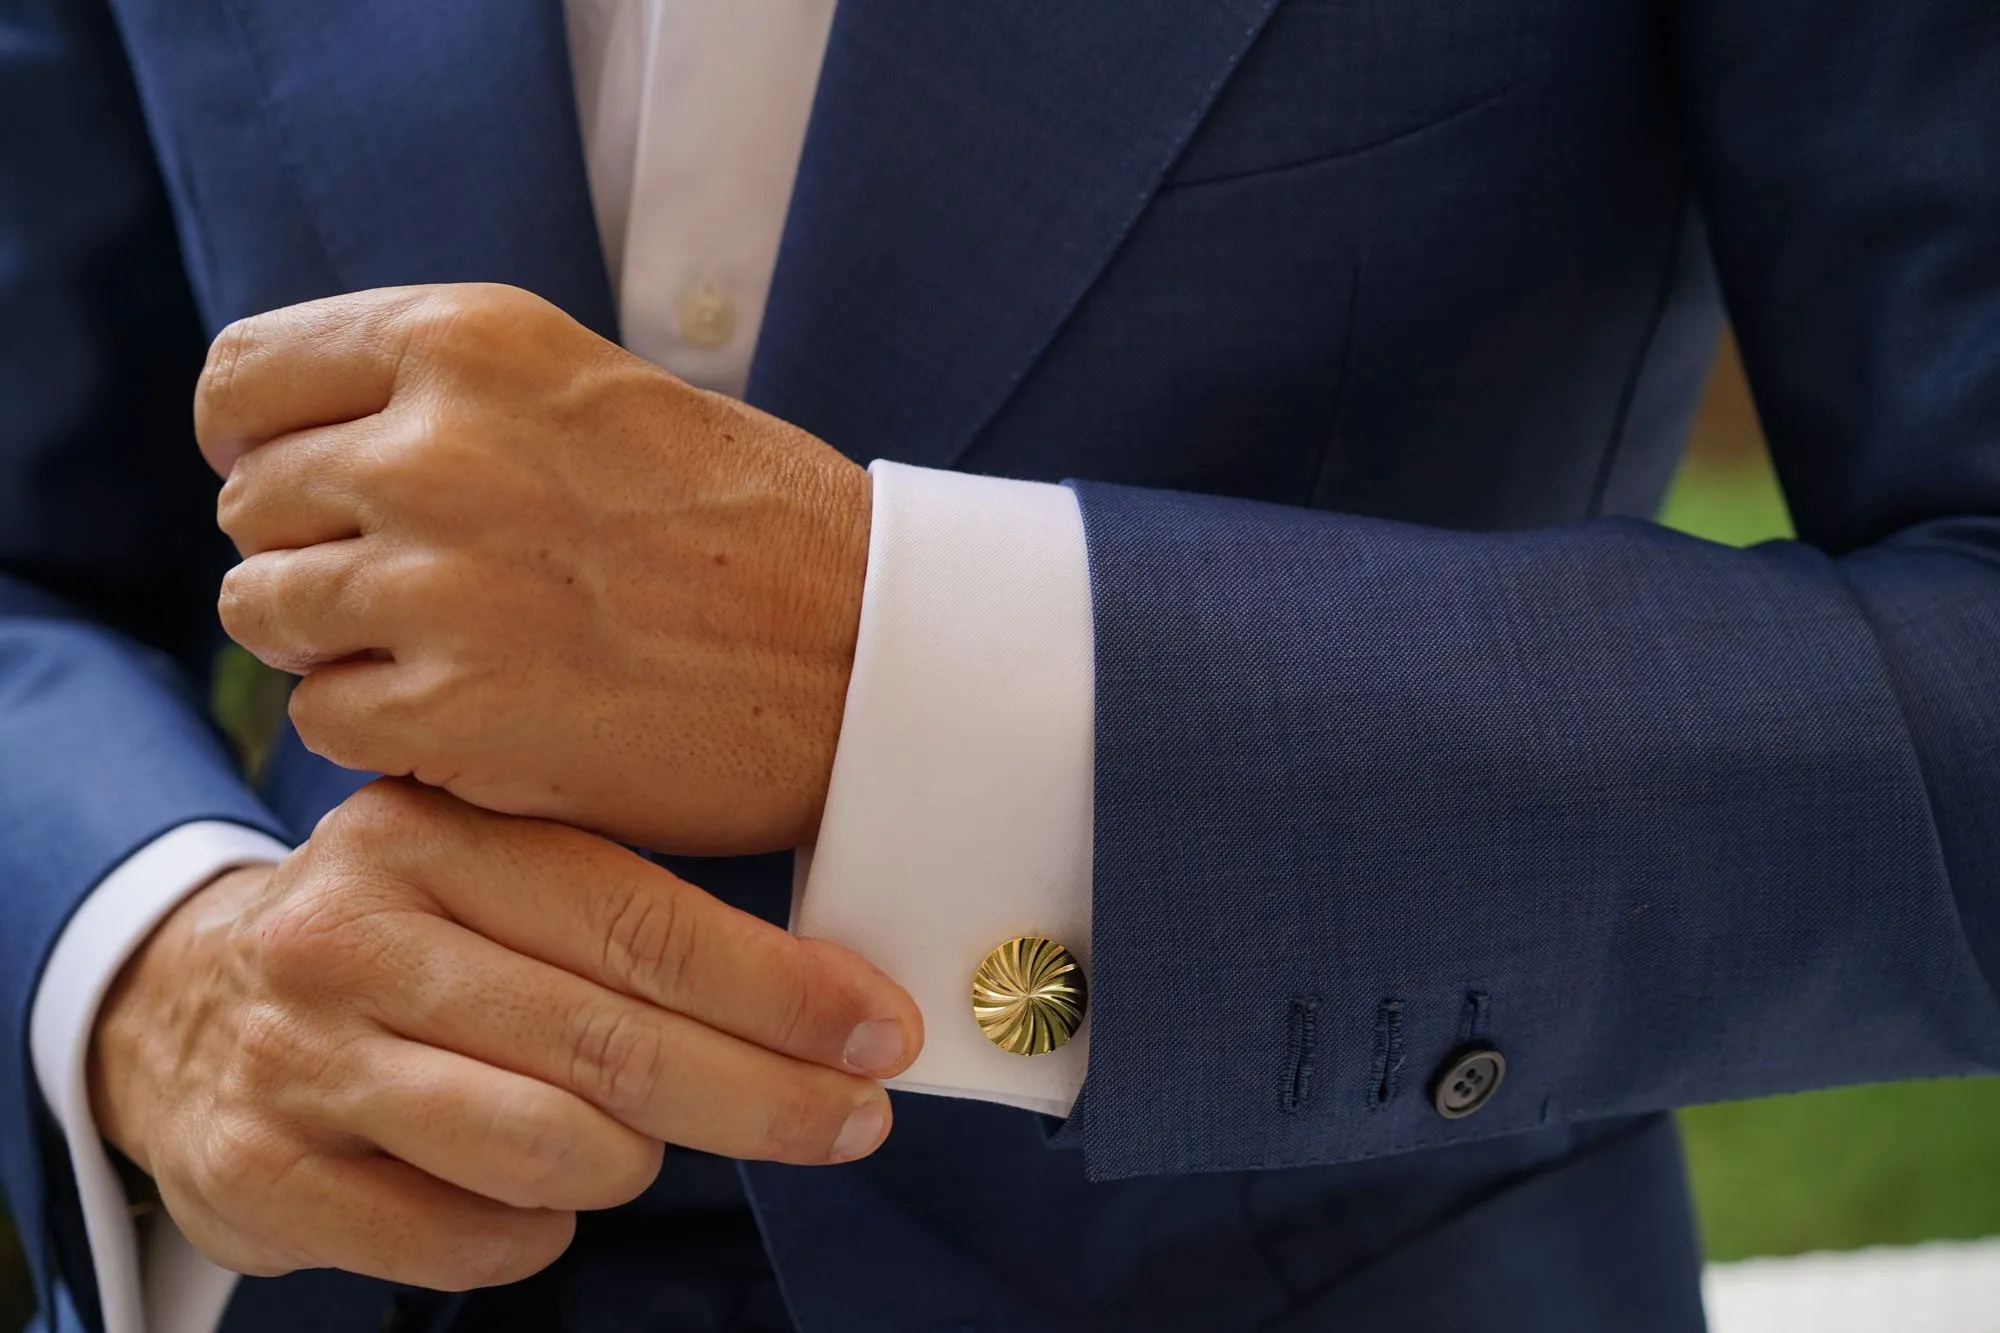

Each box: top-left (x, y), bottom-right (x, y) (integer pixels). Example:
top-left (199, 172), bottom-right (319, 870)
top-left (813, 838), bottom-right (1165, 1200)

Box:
top-left (3, 340), bottom-right (1995, 1328)
top-left (1664, 340), bottom-right (2000, 1260)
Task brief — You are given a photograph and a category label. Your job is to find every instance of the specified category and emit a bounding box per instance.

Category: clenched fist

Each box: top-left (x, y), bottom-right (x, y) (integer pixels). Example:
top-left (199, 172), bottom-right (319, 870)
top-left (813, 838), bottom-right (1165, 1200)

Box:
top-left (198, 283), bottom-right (869, 853)
top-left (90, 781), bottom-right (921, 1289)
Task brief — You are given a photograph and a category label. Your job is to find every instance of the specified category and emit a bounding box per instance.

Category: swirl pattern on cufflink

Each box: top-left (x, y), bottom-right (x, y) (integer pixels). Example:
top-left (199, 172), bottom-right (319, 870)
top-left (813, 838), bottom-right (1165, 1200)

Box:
top-left (971, 936), bottom-right (1087, 1056)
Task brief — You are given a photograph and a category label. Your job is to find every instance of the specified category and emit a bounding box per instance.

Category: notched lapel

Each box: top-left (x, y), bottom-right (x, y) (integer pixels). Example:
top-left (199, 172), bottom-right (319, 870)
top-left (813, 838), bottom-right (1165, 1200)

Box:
top-left (748, 0), bottom-right (1285, 471)
top-left (218, 0), bottom-right (617, 337)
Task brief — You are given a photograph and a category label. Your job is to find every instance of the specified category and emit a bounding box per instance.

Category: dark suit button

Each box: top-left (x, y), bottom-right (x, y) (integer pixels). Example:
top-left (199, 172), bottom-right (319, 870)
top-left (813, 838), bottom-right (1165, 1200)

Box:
top-left (1431, 1045), bottom-right (1506, 1119)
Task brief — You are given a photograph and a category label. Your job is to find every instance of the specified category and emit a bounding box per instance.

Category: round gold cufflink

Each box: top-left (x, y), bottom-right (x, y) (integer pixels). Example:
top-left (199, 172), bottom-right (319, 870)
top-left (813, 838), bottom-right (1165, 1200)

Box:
top-left (971, 936), bottom-right (1087, 1056)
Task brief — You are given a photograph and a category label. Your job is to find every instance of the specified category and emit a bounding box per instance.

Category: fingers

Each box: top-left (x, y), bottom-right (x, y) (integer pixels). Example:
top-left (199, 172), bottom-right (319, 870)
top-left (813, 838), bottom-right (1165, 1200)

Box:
top-left (370, 797), bottom-right (923, 1079)
top-left (216, 419), bottom-right (374, 556)
top-left (196, 287), bottom-right (437, 477)
top-left (195, 283), bottom-right (580, 478)
top-left (286, 660), bottom-right (438, 779)
top-left (319, 1035), bottom-right (662, 1211)
top-left (361, 913), bottom-right (895, 1165)
top-left (214, 1148), bottom-right (578, 1292)
top-left (220, 540), bottom-right (402, 673)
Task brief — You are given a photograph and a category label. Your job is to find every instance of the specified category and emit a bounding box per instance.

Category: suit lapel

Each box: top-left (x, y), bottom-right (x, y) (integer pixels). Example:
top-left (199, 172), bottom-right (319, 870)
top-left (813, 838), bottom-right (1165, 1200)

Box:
top-left (747, 0), bottom-right (1284, 470)
top-left (223, 0), bottom-right (1281, 466)
top-left (220, 0), bottom-right (618, 338)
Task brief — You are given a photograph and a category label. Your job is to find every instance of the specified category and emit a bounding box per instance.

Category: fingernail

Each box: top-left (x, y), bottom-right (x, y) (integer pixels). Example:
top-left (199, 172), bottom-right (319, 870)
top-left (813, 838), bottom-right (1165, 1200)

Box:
top-left (831, 1102), bottom-right (888, 1163)
top-left (842, 1019), bottom-right (906, 1074)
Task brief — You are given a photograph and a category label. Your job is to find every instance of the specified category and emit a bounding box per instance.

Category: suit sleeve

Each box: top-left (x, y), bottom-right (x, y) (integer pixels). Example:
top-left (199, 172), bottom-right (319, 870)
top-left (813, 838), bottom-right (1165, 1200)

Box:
top-left (0, 0), bottom-right (289, 1323)
top-left (1053, 0), bottom-right (2000, 1180)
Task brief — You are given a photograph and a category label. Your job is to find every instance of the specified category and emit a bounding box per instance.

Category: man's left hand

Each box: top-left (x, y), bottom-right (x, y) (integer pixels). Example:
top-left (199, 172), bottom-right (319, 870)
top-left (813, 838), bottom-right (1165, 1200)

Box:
top-left (199, 283), bottom-right (869, 854)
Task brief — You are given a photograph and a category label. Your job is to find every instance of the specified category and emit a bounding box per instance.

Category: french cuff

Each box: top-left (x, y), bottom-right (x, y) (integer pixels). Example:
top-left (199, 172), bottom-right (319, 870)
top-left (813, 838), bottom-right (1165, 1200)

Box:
top-left (793, 461), bottom-right (1096, 1118)
top-left (29, 821), bottom-right (291, 1333)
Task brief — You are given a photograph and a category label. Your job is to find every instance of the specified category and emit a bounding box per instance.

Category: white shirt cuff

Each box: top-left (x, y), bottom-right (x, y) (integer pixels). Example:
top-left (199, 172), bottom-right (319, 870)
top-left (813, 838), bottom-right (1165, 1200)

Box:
top-left (793, 461), bottom-right (1096, 1117)
top-left (29, 821), bottom-right (291, 1333)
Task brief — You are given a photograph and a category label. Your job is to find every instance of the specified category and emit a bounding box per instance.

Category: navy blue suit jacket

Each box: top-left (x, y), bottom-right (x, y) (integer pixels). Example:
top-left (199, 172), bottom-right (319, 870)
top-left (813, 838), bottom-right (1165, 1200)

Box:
top-left (5, 0), bottom-right (1999, 1328)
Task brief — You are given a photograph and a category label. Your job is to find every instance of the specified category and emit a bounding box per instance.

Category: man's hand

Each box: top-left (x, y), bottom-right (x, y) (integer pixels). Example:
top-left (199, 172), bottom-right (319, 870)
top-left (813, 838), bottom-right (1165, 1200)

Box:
top-left (198, 283), bottom-right (869, 853)
top-left (89, 781), bottom-right (921, 1289)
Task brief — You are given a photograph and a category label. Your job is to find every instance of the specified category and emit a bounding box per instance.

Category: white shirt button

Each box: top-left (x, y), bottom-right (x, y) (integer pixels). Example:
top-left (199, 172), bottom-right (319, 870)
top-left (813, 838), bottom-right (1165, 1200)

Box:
top-left (677, 284), bottom-right (738, 349)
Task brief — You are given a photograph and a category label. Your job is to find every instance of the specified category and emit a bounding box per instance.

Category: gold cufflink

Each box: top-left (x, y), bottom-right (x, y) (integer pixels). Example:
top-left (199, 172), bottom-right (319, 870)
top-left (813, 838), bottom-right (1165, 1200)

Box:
top-left (972, 936), bottom-right (1087, 1055)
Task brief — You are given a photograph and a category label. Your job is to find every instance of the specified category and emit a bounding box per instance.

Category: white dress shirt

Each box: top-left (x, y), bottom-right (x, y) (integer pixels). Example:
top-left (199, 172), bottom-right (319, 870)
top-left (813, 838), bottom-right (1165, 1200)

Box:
top-left (27, 4), bottom-right (1095, 1331)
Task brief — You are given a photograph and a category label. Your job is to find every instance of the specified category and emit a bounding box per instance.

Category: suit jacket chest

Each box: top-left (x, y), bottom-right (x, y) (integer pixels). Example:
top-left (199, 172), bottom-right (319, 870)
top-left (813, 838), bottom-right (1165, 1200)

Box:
top-left (106, 0), bottom-right (1695, 524)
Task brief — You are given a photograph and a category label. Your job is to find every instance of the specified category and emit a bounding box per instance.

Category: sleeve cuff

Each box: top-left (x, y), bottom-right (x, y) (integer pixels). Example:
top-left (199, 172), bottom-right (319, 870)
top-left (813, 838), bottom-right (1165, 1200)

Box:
top-left (29, 821), bottom-right (292, 1333)
top-left (792, 461), bottom-right (1096, 1117)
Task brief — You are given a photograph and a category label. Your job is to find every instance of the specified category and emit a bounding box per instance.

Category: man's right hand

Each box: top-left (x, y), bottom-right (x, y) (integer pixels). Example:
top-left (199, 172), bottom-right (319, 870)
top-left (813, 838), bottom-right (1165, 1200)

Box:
top-left (86, 780), bottom-right (922, 1290)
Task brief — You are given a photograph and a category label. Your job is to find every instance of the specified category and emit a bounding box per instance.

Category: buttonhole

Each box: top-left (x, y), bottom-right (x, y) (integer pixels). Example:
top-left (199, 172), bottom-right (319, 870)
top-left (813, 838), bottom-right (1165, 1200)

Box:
top-left (1371, 999), bottom-right (1404, 1108)
top-left (1282, 997), bottom-right (1320, 1114)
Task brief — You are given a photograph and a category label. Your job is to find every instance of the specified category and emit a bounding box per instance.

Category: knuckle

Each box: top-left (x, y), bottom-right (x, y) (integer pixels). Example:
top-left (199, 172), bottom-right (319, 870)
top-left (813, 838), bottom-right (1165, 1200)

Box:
top-left (217, 561), bottom-right (296, 664)
top-left (310, 548), bottom-right (378, 631)
top-left (392, 965), bottom-right (456, 1040)
top-left (613, 1139), bottom-right (666, 1204)
top-left (406, 752), bottom-right (471, 797)
top-left (190, 1110), bottom-right (293, 1207)
top-left (322, 779), bottom-right (426, 848)
top-left (214, 466), bottom-right (255, 536)
top-left (400, 284), bottom-right (554, 390)
top-left (286, 675), bottom-right (398, 775)
top-left (253, 894), bottom-right (353, 979)
top-left (599, 883), bottom-right (695, 999)
top-left (437, 1212), bottom-right (573, 1291)
top-left (409, 287), bottom-right (476, 348)
top-left (366, 414), bottom-right (448, 496)
top-left (215, 562), bottom-right (263, 640)
top-left (329, 780), bottom-right (481, 883)
top-left (173, 1177), bottom-right (315, 1277)
top-left (214, 1244), bottom-right (302, 1281)
top-left (231, 1003), bottom-right (299, 1075)
top-left (767, 946), bottom-right (820, 1055)
top-left (456, 281), bottom-right (543, 329)
top-left (284, 677), bottom-right (338, 758)
top-left (487, 1089), bottom-right (582, 1203)
top-left (198, 319), bottom-right (256, 419)
top-left (388, 551), bottom-right (475, 643)
top-left (566, 1002), bottom-right (666, 1114)
top-left (408, 285), bottom-right (512, 366)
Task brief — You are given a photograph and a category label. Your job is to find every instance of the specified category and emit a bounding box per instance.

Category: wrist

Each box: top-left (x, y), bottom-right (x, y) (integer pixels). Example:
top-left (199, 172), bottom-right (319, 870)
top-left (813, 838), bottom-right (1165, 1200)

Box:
top-left (87, 862), bottom-right (274, 1173)
top-left (791, 457), bottom-right (871, 844)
